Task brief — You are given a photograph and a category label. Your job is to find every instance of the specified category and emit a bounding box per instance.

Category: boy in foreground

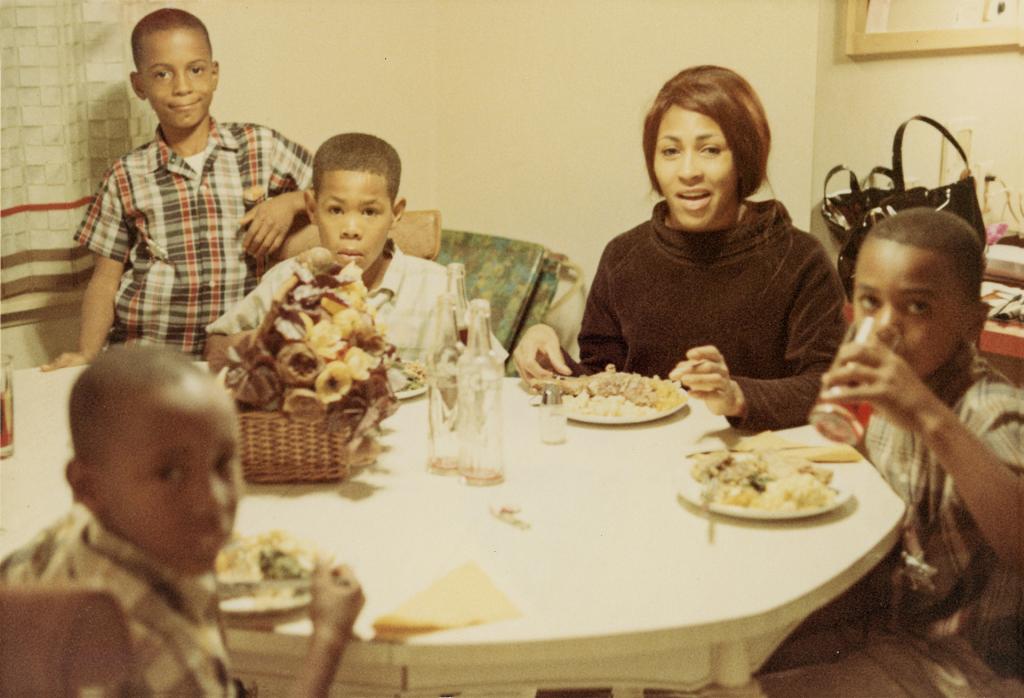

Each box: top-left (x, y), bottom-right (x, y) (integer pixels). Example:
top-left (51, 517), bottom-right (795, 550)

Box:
top-left (763, 208), bottom-right (1022, 692)
top-left (1, 347), bottom-right (363, 695)
top-left (44, 8), bottom-right (311, 369)
top-left (205, 132), bottom-right (448, 364)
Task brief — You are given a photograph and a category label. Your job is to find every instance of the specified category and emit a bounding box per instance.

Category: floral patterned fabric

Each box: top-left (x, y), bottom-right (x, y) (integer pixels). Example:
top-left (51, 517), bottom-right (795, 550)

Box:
top-left (436, 229), bottom-right (555, 359)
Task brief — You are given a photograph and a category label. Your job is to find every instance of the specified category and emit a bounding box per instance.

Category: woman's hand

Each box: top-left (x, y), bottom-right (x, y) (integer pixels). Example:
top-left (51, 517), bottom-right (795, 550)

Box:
top-left (670, 345), bottom-right (746, 418)
top-left (512, 324), bottom-right (571, 382)
top-left (819, 341), bottom-right (938, 432)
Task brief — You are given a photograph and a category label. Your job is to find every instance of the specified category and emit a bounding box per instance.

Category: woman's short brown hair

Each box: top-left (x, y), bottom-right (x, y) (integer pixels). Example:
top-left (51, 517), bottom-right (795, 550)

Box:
top-left (642, 65), bottom-right (770, 200)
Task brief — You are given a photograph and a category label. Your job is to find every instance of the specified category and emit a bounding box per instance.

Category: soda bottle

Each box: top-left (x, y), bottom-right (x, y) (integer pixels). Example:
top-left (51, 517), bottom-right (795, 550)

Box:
top-left (445, 263), bottom-right (470, 346)
top-left (426, 294), bottom-right (462, 475)
top-left (456, 299), bottom-right (505, 485)
top-left (809, 317), bottom-right (876, 444)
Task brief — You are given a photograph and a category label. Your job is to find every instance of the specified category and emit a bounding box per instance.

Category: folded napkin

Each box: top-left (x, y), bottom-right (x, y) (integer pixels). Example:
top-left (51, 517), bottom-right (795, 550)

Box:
top-left (372, 562), bottom-right (521, 640)
top-left (692, 431), bottom-right (862, 463)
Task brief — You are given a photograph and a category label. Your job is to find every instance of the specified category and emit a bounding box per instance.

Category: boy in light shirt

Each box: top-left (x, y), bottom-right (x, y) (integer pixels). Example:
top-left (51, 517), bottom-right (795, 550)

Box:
top-left (206, 133), bottom-right (449, 364)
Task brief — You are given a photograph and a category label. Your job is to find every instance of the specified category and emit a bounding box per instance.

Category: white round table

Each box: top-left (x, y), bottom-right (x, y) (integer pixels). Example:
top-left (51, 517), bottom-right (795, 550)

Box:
top-left (0, 367), bottom-right (905, 696)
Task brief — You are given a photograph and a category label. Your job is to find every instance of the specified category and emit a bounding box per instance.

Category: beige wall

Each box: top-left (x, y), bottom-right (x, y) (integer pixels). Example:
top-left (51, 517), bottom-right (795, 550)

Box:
top-left (430, 0), bottom-right (820, 279)
top-left (202, 0), bottom-right (442, 215)
top-left (206, 0), bottom-right (820, 281)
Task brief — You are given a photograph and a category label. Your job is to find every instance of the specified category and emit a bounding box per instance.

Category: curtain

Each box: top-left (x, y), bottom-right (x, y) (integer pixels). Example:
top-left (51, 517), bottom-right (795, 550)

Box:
top-left (0, 0), bottom-right (162, 326)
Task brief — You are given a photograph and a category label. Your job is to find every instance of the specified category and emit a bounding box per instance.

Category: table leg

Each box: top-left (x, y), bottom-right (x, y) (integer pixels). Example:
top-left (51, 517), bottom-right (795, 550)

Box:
top-left (610, 686), bottom-right (644, 698)
top-left (713, 642), bottom-right (752, 688)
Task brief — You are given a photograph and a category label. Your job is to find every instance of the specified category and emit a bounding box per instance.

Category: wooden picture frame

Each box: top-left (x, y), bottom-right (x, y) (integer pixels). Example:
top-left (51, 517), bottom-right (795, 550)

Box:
top-left (845, 0), bottom-right (1024, 57)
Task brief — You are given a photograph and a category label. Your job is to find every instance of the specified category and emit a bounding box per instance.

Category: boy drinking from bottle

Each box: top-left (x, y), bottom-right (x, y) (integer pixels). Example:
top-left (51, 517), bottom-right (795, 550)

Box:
top-left (763, 208), bottom-right (1022, 691)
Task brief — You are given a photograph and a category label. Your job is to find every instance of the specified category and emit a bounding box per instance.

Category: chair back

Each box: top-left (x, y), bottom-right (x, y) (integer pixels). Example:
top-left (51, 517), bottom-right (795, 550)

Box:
top-left (392, 209), bottom-right (442, 260)
top-left (436, 229), bottom-right (554, 354)
top-left (277, 209), bottom-right (442, 261)
top-left (0, 586), bottom-right (133, 695)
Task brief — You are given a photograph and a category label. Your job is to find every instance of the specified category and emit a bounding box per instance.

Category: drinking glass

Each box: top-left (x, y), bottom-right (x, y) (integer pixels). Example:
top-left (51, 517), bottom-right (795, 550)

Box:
top-left (808, 318), bottom-right (875, 444)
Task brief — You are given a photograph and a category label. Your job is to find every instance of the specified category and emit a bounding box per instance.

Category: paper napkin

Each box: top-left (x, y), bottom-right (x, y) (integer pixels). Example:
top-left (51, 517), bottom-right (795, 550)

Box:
top-left (372, 562), bottom-right (521, 640)
top-left (691, 431), bottom-right (862, 463)
top-left (732, 431), bottom-right (803, 452)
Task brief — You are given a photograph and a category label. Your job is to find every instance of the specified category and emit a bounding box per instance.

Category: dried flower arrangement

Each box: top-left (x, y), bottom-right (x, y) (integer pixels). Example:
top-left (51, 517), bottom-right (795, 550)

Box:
top-left (223, 251), bottom-right (398, 482)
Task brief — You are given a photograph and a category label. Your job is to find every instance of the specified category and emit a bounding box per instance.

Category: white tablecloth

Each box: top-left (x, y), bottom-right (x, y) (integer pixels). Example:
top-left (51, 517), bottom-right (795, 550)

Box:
top-left (0, 367), bottom-right (905, 695)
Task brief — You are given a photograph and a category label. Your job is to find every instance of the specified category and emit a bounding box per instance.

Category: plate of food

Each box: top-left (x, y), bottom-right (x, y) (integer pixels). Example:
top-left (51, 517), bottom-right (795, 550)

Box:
top-left (678, 449), bottom-right (852, 520)
top-left (389, 360), bottom-right (427, 400)
top-left (215, 530), bottom-right (318, 615)
top-left (556, 366), bottom-right (688, 425)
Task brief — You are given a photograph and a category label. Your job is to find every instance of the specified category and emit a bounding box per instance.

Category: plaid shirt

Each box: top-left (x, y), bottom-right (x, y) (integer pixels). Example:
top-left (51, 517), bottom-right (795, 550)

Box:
top-left (0, 506), bottom-right (235, 695)
top-left (75, 119), bottom-right (312, 356)
top-left (864, 348), bottom-right (1024, 667)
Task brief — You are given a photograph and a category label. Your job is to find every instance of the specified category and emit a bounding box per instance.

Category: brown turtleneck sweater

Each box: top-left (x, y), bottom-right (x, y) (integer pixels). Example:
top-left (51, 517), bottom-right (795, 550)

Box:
top-left (573, 199), bottom-right (846, 430)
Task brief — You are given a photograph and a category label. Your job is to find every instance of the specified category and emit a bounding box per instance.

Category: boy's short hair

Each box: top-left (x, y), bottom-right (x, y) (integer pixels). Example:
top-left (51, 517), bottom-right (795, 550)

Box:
top-left (131, 8), bottom-right (212, 68)
top-left (313, 133), bottom-right (402, 201)
top-left (642, 65), bottom-right (770, 201)
top-left (866, 207), bottom-right (984, 302)
top-left (69, 346), bottom-right (204, 465)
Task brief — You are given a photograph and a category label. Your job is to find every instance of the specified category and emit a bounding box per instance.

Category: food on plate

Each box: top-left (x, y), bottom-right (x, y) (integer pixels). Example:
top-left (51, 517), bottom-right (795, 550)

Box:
top-left (388, 359), bottom-right (427, 394)
top-left (560, 365), bottom-right (686, 418)
top-left (215, 530), bottom-right (318, 590)
top-left (689, 449), bottom-right (837, 512)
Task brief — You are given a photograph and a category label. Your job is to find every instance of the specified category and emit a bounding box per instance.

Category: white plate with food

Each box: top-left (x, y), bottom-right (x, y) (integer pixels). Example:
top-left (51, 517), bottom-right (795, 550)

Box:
top-left (389, 361), bottom-right (427, 400)
top-left (556, 366), bottom-right (688, 425)
top-left (395, 385), bottom-right (427, 400)
top-left (566, 399), bottom-right (688, 425)
top-left (215, 530), bottom-right (318, 616)
top-left (218, 584), bottom-right (312, 615)
top-left (678, 450), bottom-right (852, 520)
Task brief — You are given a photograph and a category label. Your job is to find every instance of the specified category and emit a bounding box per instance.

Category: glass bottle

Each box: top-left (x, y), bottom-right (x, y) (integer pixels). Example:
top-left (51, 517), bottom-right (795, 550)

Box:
top-left (1, 355), bottom-right (12, 459)
top-left (426, 294), bottom-right (462, 475)
top-left (456, 299), bottom-right (505, 486)
top-left (445, 263), bottom-right (470, 346)
top-left (808, 317), bottom-right (876, 444)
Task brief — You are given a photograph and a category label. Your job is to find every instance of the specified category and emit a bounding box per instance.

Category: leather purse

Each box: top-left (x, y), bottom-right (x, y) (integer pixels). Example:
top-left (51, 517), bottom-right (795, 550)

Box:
top-left (833, 115), bottom-right (985, 298)
top-left (821, 164), bottom-right (895, 245)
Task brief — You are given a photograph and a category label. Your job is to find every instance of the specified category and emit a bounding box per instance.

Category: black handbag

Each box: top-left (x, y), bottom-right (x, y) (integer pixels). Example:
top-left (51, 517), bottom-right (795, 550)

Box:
top-left (821, 164), bottom-right (895, 245)
top-left (834, 115), bottom-right (986, 298)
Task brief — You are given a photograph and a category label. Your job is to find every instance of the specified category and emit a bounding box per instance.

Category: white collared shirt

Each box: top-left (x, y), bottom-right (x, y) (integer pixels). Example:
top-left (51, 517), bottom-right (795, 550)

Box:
top-left (207, 248), bottom-right (449, 362)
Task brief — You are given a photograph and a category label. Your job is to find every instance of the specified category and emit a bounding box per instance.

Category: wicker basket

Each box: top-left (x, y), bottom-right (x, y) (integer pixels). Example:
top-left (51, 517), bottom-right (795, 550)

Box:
top-left (238, 410), bottom-right (378, 484)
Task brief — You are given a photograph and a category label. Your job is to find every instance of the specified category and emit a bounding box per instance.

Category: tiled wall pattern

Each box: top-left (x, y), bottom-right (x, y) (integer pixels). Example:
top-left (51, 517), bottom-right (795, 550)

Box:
top-left (1, 0), bottom-right (162, 322)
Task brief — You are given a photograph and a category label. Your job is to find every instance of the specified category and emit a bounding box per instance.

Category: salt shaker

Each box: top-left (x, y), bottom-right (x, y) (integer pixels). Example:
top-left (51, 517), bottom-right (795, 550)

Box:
top-left (538, 382), bottom-right (566, 444)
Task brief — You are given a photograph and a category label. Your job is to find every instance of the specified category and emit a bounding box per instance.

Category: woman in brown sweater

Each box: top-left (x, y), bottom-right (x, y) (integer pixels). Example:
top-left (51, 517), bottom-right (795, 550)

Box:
top-left (513, 66), bottom-right (846, 430)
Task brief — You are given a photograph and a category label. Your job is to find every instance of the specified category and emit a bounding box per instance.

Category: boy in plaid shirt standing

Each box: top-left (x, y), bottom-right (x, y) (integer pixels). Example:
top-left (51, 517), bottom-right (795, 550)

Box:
top-left (44, 8), bottom-right (311, 369)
